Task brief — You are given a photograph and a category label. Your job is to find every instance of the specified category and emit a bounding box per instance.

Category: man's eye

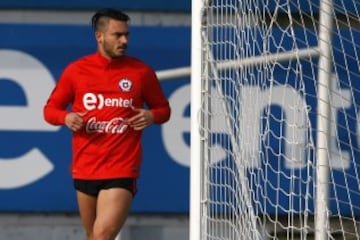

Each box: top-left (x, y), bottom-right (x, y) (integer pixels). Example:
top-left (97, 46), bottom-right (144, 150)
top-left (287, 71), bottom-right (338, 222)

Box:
top-left (115, 32), bottom-right (129, 37)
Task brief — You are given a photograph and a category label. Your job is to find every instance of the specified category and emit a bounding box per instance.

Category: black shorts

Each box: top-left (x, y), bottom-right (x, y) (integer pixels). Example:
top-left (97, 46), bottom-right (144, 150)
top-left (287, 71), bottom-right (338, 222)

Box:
top-left (73, 178), bottom-right (137, 197)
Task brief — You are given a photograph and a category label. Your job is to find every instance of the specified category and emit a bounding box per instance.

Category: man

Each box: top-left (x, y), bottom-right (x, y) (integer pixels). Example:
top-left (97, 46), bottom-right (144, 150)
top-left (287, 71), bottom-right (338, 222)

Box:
top-left (43, 8), bottom-right (171, 240)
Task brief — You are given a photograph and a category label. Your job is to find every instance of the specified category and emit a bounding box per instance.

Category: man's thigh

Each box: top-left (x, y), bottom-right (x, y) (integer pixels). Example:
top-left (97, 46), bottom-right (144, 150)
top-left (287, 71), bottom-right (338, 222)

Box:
top-left (94, 188), bottom-right (133, 234)
top-left (76, 191), bottom-right (97, 235)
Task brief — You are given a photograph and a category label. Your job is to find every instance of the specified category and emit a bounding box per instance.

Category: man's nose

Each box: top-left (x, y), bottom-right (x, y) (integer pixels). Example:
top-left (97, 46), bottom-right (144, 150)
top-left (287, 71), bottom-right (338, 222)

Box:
top-left (119, 35), bottom-right (128, 43)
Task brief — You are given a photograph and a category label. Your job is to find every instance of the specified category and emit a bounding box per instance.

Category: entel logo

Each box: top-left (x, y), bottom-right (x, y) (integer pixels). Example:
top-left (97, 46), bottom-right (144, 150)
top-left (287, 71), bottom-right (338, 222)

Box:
top-left (83, 93), bottom-right (133, 110)
top-left (0, 49), bottom-right (58, 189)
top-left (164, 76), bottom-right (356, 171)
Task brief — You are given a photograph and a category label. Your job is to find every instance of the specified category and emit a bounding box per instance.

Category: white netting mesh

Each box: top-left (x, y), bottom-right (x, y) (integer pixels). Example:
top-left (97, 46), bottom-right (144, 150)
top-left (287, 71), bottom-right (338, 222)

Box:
top-left (196, 0), bottom-right (360, 239)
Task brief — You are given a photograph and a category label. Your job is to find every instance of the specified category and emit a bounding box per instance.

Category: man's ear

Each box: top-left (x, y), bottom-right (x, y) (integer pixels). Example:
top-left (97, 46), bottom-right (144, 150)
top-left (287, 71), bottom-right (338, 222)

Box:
top-left (95, 31), bottom-right (103, 43)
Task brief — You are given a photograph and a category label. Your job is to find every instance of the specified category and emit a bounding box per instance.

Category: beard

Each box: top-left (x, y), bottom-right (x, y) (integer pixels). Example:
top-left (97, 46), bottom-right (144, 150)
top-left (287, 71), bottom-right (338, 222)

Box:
top-left (103, 41), bottom-right (127, 58)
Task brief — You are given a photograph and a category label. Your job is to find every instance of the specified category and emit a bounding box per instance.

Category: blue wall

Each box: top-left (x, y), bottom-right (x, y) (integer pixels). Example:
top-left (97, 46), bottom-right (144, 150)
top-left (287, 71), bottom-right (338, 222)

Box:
top-left (0, 24), bottom-right (191, 213)
top-left (1, 22), bottom-right (360, 216)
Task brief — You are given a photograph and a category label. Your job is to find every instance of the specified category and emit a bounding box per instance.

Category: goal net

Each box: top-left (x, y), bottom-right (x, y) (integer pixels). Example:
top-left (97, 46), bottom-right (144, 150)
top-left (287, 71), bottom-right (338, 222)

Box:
top-left (190, 0), bottom-right (360, 240)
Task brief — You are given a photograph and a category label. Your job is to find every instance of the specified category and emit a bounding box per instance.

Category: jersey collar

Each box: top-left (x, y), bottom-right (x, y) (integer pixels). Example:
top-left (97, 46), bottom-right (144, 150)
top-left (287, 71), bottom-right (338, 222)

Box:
top-left (95, 52), bottom-right (125, 66)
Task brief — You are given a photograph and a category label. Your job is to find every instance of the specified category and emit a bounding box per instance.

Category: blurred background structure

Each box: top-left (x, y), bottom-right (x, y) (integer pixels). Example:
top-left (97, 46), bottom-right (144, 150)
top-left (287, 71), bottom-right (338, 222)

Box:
top-left (0, 1), bottom-right (191, 239)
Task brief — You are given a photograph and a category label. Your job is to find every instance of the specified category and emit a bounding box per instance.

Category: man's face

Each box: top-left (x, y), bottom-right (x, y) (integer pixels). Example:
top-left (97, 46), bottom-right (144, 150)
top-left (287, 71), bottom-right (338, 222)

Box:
top-left (96, 19), bottom-right (129, 59)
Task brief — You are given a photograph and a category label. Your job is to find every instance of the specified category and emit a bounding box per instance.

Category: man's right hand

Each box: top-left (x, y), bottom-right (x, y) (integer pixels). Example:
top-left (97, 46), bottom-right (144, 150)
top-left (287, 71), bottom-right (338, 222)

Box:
top-left (64, 112), bottom-right (86, 132)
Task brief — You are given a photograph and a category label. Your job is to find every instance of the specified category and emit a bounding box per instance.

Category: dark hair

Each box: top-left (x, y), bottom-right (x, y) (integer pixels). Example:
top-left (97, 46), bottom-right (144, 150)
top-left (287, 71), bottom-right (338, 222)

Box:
top-left (91, 8), bottom-right (130, 31)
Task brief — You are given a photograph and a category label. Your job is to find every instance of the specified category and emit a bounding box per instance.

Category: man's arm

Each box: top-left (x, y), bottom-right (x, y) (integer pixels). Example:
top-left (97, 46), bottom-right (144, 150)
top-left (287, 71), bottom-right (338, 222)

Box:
top-left (43, 66), bottom-right (74, 126)
top-left (142, 67), bottom-right (171, 124)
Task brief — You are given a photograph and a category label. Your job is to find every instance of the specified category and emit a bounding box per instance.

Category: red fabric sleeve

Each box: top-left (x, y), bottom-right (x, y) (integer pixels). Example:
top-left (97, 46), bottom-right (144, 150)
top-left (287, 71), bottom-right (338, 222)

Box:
top-left (142, 67), bottom-right (171, 124)
top-left (43, 65), bottom-right (75, 125)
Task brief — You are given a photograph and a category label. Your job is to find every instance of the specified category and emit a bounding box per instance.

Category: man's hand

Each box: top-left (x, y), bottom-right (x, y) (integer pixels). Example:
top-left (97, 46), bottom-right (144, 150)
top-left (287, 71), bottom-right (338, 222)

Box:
top-left (65, 112), bottom-right (86, 132)
top-left (128, 107), bottom-right (154, 131)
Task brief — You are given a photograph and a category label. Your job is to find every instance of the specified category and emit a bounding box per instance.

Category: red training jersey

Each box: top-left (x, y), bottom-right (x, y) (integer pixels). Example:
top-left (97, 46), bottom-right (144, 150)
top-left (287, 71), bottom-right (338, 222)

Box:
top-left (43, 52), bottom-right (171, 180)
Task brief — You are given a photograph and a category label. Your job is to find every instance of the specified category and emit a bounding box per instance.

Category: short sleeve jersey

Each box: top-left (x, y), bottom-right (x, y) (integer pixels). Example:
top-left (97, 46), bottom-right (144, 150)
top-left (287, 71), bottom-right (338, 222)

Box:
top-left (43, 52), bottom-right (171, 179)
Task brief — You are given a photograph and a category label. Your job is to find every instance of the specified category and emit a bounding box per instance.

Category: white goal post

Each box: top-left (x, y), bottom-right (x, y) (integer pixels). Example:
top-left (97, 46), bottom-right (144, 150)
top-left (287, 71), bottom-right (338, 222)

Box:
top-left (191, 0), bottom-right (360, 240)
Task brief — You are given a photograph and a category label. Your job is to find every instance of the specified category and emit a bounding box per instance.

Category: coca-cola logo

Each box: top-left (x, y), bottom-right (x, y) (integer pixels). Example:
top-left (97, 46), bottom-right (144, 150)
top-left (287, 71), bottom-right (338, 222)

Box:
top-left (85, 117), bottom-right (129, 134)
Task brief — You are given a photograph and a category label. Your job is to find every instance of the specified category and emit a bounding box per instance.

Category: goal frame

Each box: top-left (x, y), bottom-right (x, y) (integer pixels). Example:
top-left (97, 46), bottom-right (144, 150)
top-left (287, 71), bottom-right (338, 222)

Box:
top-left (190, 0), bottom-right (335, 240)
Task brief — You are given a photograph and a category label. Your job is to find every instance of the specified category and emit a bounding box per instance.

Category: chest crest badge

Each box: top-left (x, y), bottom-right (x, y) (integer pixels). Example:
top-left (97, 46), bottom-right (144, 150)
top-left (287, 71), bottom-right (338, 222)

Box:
top-left (118, 78), bottom-right (132, 92)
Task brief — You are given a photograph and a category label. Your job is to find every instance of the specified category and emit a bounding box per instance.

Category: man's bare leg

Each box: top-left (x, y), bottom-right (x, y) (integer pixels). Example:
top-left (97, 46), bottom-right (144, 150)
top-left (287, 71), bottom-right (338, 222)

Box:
top-left (77, 191), bottom-right (97, 240)
top-left (93, 188), bottom-right (133, 240)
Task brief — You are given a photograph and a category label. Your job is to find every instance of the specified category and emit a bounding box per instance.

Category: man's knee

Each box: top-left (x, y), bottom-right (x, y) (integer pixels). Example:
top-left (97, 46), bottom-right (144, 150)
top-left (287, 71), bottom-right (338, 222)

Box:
top-left (93, 223), bottom-right (120, 240)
